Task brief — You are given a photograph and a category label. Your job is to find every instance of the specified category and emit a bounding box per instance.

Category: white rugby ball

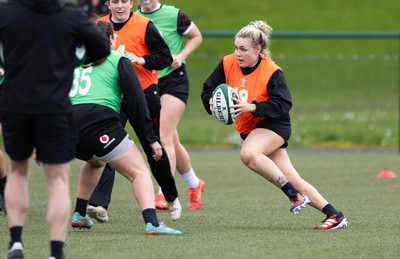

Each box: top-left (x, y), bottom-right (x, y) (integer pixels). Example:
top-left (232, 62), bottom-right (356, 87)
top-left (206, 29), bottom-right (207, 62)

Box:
top-left (212, 84), bottom-right (239, 125)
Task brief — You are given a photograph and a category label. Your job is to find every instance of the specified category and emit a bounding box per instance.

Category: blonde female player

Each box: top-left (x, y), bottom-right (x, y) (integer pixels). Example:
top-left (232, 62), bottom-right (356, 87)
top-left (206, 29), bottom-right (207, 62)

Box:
top-left (201, 20), bottom-right (348, 230)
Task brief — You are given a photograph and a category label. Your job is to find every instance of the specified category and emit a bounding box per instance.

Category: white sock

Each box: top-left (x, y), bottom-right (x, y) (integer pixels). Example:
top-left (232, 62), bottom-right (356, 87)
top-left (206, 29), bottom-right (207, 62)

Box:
top-left (158, 187), bottom-right (163, 195)
top-left (181, 168), bottom-right (199, 188)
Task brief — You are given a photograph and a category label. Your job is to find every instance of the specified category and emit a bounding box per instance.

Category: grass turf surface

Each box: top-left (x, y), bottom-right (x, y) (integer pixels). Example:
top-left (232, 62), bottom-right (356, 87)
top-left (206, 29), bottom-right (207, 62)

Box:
top-left (1, 150), bottom-right (399, 258)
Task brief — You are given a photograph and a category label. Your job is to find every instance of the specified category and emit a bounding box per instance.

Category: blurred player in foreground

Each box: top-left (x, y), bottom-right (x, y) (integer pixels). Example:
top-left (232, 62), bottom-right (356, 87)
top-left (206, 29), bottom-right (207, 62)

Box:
top-left (0, 0), bottom-right (110, 258)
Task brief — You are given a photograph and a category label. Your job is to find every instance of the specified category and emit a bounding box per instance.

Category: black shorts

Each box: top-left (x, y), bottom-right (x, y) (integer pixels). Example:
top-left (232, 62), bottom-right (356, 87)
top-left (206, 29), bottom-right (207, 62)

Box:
top-left (1, 112), bottom-right (77, 163)
top-left (158, 64), bottom-right (189, 104)
top-left (240, 119), bottom-right (291, 148)
top-left (76, 124), bottom-right (133, 163)
top-left (73, 104), bottom-right (134, 163)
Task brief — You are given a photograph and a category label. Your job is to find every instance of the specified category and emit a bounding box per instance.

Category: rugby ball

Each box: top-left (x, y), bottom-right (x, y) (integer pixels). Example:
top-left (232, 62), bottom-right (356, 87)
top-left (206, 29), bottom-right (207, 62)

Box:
top-left (212, 84), bottom-right (238, 125)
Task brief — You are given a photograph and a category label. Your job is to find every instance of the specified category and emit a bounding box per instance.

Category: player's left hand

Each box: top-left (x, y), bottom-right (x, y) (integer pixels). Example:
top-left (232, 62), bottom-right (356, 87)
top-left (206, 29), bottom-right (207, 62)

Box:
top-left (170, 54), bottom-right (184, 69)
top-left (231, 96), bottom-right (256, 115)
top-left (124, 51), bottom-right (145, 65)
top-left (150, 141), bottom-right (163, 161)
top-left (209, 97), bottom-right (216, 118)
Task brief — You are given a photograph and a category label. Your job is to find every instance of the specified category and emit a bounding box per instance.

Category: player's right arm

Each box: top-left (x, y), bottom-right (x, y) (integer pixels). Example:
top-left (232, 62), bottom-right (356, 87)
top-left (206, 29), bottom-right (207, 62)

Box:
top-left (201, 60), bottom-right (226, 114)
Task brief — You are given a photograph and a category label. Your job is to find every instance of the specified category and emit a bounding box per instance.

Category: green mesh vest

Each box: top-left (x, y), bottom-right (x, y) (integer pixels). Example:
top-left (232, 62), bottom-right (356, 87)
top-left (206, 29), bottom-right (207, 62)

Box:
top-left (69, 50), bottom-right (124, 113)
top-left (137, 5), bottom-right (185, 78)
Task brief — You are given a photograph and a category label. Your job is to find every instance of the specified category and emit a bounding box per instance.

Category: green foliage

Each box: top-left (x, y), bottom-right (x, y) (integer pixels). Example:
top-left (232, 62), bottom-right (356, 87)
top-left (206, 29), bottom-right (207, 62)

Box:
top-left (137, 0), bottom-right (399, 149)
top-left (1, 151), bottom-right (399, 258)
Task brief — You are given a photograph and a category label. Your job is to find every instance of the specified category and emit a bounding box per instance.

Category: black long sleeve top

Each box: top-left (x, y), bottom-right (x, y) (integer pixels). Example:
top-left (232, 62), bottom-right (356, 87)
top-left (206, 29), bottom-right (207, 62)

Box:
top-left (201, 58), bottom-right (292, 121)
top-left (0, 0), bottom-right (110, 114)
top-left (117, 58), bottom-right (158, 144)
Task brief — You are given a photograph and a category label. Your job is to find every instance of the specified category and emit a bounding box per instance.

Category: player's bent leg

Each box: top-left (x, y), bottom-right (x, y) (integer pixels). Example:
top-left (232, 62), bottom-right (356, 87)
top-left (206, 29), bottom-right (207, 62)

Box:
top-left (272, 149), bottom-right (348, 224)
top-left (88, 164), bottom-right (116, 210)
top-left (240, 133), bottom-right (285, 184)
top-left (72, 161), bottom-right (105, 229)
top-left (271, 149), bottom-right (329, 210)
top-left (109, 146), bottom-right (182, 231)
top-left (77, 161), bottom-right (106, 201)
top-left (160, 94), bottom-right (186, 175)
top-left (109, 145), bottom-right (155, 211)
top-left (241, 131), bottom-right (310, 214)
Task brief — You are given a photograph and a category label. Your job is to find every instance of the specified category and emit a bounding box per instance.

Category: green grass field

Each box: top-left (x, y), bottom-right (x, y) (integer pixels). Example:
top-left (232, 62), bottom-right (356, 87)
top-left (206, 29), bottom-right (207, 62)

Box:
top-left (63, 0), bottom-right (400, 150)
top-left (1, 1), bottom-right (399, 258)
top-left (1, 150), bottom-right (399, 258)
top-left (141, 0), bottom-right (399, 149)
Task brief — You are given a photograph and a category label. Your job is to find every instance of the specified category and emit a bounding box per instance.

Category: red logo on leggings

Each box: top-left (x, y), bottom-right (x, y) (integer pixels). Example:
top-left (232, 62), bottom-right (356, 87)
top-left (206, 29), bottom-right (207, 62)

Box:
top-left (99, 135), bottom-right (109, 144)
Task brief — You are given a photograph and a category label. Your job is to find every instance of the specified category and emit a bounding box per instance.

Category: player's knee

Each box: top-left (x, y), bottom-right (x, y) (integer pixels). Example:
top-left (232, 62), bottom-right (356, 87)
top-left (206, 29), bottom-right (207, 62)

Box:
top-left (240, 149), bottom-right (256, 168)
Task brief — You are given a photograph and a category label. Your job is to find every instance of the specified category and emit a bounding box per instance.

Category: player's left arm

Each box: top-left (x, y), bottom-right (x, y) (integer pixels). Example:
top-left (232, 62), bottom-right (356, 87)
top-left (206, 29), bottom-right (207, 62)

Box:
top-left (252, 70), bottom-right (292, 119)
top-left (118, 57), bottom-right (158, 144)
top-left (171, 11), bottom-right (202, 69)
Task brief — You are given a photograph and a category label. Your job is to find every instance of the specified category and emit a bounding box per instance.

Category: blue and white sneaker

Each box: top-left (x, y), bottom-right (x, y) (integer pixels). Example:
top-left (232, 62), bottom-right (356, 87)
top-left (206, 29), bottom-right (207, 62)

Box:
top-left (145, 222), bottom-right (182, 235)
top-left (71, 212), bottom-right (93, 229)
top-left (5, 242), bottom-right (24, 259)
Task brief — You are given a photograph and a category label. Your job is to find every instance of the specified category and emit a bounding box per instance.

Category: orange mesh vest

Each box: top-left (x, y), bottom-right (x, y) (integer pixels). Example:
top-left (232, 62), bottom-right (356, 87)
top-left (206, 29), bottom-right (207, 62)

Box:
top-left (223, 54), bottom-right (281, 134)
top-left (98, 14), bottom-right (158, 90)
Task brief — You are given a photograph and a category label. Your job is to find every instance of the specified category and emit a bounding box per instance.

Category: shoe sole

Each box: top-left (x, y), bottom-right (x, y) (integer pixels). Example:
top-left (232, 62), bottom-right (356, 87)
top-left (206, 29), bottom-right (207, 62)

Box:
top-left (146, 231), bottom-right (182, 235)
top-left (331, 217), bottom-right (348, 230)
top-left (155, 204), bottom-right (169, 210)
top-left (291, 195), bottom-right (310, 215)
top-left (6, 249), bottom-right (24, 259)
top-left (314, 217), bottom-right (348, 230)
top-left (71, 221), bottom-right (92, 229)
